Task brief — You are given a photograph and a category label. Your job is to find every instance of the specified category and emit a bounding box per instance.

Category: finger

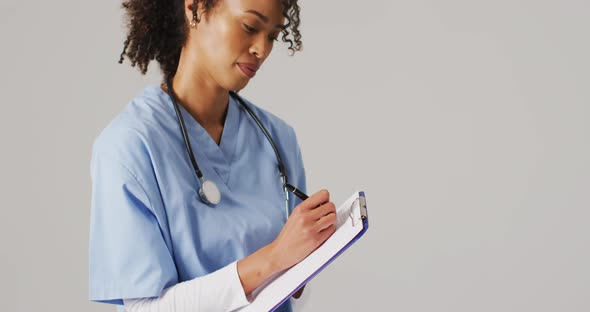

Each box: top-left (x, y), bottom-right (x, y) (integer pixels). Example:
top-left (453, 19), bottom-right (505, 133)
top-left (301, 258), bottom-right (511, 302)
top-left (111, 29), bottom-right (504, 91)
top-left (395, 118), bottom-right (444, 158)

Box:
top-left (317, 223), bottom-right (336, 242)
top-left (315, 211), bottom-right (337, 232)
top-left (309, 201), bottom-right (336, 221)
top-left (300, 189), bottom-right (330, 211)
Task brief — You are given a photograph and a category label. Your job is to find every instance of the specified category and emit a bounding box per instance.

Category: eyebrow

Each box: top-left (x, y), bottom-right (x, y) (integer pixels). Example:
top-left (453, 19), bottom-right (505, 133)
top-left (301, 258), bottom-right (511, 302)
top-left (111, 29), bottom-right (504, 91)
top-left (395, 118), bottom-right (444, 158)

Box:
top-left (244, 9), bottom-right (284, 29)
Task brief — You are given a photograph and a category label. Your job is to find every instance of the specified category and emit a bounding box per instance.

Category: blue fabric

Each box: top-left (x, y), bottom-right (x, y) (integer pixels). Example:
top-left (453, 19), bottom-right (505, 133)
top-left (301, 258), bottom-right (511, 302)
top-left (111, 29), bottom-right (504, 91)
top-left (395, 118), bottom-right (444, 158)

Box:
top-left (89, 85), bottom-right (306, 312)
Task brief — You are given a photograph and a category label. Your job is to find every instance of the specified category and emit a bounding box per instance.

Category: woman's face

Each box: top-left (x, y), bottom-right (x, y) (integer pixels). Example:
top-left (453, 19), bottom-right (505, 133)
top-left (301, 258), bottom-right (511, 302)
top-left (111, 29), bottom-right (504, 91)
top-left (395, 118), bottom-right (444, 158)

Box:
top-left (186, 0), bottom-right (285, 91)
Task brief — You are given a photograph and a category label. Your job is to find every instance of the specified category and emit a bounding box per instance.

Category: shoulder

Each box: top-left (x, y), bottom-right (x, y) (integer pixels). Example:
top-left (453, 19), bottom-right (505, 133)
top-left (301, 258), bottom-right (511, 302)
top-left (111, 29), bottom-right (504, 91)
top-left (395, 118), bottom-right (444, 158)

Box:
top-left (91, 85), bottom-right (171, 175)
top-left (234, 94), bottom-right (306, 183)
top-left (234, 93), bottom-right (299, 146)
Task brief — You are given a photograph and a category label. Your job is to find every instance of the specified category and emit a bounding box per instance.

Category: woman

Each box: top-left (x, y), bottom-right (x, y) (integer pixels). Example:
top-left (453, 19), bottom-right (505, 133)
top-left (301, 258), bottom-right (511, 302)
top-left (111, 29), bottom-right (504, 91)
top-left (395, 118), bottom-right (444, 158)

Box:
top-left (89, 0), bottom-right (337, 311)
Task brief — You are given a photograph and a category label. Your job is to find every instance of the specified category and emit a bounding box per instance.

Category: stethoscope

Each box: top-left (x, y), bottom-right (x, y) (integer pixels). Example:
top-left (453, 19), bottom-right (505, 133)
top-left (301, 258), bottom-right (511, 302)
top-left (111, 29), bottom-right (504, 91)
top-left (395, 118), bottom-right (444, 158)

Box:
top-left (165, 76), bottom-right (297, 219)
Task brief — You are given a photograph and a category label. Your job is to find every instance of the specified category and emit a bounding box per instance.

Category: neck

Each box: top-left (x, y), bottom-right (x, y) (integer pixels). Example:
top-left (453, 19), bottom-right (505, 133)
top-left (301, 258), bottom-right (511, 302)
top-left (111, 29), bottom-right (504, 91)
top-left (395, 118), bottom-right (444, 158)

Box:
top-left (164, 50), bottom-right (230, 129)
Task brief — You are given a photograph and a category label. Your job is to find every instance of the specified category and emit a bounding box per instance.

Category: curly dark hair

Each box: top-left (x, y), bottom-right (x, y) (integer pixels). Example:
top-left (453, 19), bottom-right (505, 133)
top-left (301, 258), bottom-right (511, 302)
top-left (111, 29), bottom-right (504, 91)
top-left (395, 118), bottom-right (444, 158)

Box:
top-left (118, 0), bottom-right (302, 78)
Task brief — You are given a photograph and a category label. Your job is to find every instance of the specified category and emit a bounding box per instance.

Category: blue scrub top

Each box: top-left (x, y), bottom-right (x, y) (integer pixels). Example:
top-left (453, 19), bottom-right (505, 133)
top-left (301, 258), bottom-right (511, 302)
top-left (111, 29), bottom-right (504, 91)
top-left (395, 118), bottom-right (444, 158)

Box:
top-left (89, 85), bottom-right (307, 312)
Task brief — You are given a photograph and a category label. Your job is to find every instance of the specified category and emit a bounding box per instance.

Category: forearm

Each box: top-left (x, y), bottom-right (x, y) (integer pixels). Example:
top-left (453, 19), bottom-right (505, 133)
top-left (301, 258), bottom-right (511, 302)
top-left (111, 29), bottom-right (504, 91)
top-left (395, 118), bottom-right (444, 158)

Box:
top-left (236, 241), bottom-right (283, 296)
top-left (123, 242), bottom-right (285, 312)
top-left (123, 261), bottom-right (250, 312)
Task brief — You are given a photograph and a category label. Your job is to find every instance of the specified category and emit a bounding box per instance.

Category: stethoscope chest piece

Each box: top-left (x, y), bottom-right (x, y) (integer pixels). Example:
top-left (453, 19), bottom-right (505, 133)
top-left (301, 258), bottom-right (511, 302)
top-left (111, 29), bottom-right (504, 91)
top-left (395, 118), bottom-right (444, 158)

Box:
top-left (199, 179), bottom-right (221, 205)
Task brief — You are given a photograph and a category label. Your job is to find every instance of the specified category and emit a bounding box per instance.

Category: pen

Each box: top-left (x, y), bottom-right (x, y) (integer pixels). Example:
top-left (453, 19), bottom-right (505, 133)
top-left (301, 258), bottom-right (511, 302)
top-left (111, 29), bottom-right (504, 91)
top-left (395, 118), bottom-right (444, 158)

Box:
top-left (285, 183), bottom-right (308, 200)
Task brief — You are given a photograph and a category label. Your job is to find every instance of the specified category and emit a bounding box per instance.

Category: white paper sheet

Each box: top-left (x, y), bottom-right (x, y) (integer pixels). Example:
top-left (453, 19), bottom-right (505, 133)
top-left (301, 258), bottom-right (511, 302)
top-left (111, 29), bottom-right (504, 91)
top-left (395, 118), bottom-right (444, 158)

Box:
top-left (237, 191), bottom-right (367, 311)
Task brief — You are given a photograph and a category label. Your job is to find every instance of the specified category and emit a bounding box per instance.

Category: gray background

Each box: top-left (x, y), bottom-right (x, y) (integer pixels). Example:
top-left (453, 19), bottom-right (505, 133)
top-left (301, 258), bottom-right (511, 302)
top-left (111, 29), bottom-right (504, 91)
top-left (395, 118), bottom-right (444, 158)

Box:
top-left (1, 0), bottom-right (589, 311)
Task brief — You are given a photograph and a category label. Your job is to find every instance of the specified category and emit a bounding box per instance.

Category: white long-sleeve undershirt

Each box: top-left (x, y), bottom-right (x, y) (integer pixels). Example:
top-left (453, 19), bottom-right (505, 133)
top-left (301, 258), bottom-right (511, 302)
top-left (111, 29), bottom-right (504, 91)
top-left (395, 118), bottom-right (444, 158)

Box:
top-left (123, 261), bottom-right (250, 312)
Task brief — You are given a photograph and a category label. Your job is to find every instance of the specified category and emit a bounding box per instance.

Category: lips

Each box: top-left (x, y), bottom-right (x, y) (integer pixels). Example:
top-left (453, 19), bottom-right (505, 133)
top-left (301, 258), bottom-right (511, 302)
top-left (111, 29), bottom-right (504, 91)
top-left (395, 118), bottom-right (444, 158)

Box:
top-left (237, 63), bottom-right (259, 78)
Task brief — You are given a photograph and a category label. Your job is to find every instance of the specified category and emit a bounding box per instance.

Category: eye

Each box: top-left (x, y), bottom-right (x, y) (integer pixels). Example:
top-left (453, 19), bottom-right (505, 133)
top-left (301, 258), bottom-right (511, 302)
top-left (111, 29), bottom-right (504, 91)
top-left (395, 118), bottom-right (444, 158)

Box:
top-left (269, 35), bottom-right (278, 42)
top-left (243, 23), bottom-right (257, 33)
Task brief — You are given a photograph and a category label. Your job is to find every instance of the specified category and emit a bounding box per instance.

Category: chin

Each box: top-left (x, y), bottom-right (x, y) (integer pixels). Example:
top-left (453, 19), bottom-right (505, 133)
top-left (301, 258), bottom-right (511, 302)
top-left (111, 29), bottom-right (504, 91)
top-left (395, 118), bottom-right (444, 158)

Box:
top-left (226, 64), bottom-right (255, 92)
top-left (225, 77), bottom-right (250, 92)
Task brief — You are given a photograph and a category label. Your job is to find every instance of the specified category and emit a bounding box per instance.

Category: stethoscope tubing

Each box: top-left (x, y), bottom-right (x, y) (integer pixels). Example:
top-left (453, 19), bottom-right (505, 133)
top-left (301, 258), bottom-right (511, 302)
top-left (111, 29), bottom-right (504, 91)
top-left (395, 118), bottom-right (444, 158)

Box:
top-left (164, 76), bottom-right (292, 215)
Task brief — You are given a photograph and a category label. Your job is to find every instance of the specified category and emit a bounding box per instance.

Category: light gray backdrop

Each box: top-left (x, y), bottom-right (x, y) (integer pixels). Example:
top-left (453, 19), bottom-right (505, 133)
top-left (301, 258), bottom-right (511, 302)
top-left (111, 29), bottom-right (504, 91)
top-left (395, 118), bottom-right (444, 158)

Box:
top-left (1, 0), bottom-right (589, 311)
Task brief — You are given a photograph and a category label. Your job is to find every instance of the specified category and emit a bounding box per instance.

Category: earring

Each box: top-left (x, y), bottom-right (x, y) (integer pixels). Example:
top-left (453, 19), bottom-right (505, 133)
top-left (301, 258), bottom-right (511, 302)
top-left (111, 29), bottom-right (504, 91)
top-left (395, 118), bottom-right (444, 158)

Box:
top-left (190, 0), bottom-right (199, 28)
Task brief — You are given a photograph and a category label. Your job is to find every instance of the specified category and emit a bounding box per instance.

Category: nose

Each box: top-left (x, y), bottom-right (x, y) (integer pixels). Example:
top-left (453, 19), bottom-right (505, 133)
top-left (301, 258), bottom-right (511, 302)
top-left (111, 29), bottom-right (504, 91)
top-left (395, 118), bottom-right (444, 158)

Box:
top-left (250, 35), bottom-right (272, 60)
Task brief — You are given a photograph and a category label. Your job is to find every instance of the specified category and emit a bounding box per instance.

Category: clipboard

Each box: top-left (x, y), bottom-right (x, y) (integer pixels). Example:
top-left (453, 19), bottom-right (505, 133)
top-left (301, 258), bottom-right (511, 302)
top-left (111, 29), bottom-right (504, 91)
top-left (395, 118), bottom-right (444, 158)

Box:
top-left (239, 191), bottom-right (369, 311)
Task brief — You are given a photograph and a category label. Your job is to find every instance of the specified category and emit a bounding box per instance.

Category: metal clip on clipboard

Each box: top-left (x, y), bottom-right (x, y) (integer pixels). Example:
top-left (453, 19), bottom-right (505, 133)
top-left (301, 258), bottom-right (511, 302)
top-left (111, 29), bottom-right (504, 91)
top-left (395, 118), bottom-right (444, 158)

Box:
top-left (348, 193), bottom-right (368, 227)
top-left (359, 193), bottom-right (368, 220)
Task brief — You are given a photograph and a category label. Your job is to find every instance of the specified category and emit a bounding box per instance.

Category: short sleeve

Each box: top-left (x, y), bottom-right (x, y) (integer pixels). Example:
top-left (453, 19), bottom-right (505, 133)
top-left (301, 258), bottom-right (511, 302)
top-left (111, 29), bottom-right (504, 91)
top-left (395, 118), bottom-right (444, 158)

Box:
top-left (287, 128), bottom-right (307, 214)
top-left (89, 152), bottom-right (178, 305)
top-left (294, 139), bottom-right (307, 195)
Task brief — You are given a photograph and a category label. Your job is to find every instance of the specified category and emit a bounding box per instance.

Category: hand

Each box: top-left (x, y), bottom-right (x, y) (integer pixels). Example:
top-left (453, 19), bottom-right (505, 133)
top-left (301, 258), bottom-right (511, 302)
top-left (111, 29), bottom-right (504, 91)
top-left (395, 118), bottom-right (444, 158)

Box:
top-left (293, 285), bottom-right (305, 299)
top-left (270, 189), bottom-right (337, 272)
